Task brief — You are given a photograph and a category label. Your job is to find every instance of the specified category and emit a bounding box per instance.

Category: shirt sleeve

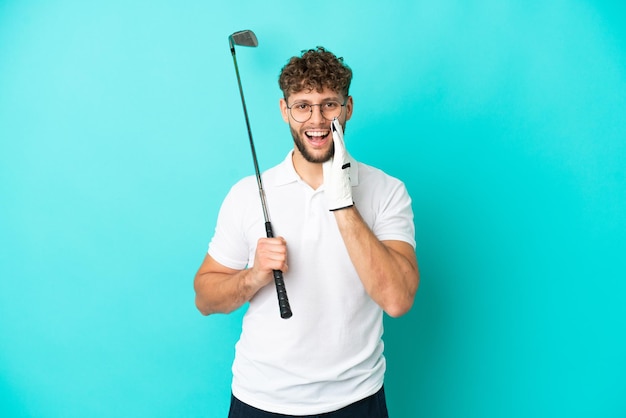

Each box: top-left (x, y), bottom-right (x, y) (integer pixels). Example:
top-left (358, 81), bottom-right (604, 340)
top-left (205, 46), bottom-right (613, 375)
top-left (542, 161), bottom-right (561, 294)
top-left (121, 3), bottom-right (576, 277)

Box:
top-left (371, 177), bottom-right (416, 248)
top-left (207, 178), bottom-right (256, 270)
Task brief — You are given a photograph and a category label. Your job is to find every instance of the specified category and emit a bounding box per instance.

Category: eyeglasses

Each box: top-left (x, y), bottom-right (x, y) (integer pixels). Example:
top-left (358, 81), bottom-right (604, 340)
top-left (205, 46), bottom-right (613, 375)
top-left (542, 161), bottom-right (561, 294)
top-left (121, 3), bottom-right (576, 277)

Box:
top-left (286, 100), bottom-right (346, 123)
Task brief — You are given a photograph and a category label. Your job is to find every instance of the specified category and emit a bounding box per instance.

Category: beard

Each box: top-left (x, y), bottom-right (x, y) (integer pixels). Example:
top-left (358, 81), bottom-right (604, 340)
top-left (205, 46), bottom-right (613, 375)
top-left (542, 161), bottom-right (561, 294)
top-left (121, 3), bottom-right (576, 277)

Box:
top-left (290, 123), bottom-right (346, 163)
top-left (290, 126), bottom-right (334, 163)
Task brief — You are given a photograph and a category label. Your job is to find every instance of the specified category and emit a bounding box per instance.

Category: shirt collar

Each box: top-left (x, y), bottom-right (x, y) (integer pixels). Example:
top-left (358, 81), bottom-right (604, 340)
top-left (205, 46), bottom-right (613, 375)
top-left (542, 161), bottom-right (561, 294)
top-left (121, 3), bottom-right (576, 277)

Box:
top-left (274, 150), bottom-right (360, 187)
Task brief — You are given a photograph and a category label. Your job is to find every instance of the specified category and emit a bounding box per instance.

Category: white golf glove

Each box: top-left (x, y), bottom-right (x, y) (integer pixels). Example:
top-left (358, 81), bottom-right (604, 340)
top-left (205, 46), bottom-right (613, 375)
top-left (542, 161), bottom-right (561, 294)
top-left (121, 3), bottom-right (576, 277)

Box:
top-left (323, 118), bottom-right (354, 211)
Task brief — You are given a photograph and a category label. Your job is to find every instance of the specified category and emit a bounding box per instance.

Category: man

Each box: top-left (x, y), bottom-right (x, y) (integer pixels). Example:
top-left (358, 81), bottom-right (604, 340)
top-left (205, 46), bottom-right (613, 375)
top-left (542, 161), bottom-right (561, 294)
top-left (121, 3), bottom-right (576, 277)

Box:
top-left (194, 47), bottom-right (419, 417)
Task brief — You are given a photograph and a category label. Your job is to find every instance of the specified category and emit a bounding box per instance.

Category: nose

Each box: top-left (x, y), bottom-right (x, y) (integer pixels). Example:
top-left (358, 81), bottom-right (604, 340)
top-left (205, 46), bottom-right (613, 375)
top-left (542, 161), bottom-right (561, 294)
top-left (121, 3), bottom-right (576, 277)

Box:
top-left (309, 104), bottom-right (325, 123)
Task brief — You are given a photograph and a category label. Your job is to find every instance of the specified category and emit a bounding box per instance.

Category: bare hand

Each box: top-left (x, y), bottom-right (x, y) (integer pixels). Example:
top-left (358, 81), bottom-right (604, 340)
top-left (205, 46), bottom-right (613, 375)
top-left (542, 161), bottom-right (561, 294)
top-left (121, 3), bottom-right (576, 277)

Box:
top-left (248, 237), bottom-right (288, 288)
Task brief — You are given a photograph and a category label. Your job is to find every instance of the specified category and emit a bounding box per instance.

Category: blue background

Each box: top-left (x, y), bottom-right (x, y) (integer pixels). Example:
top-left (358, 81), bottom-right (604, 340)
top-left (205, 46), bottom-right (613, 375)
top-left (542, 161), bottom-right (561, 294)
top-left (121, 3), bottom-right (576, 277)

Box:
top-left (1, 1), bottom-right (625, 417)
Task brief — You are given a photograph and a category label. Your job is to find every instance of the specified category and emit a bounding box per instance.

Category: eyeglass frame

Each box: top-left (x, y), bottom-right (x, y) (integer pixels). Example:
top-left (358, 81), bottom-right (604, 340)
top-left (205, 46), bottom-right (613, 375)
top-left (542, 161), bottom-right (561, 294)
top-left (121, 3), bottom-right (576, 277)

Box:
top-left (285, 99), bottom-right (348, 123)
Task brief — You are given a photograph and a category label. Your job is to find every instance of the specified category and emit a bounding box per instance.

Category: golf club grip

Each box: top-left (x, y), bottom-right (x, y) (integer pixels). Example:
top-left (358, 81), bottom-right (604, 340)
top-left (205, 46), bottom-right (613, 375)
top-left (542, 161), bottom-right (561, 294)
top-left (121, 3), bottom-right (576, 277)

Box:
top-left (265, 221), bottom-right (293, 319)
top-left (273, 270), bottom-right (292, 319)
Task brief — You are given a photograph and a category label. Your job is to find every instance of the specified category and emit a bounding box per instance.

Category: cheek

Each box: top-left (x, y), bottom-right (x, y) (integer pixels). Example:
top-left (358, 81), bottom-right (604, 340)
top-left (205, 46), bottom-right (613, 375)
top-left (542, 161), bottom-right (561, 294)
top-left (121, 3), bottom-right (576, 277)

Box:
top-left (288, 120), bottom-right (305, 135)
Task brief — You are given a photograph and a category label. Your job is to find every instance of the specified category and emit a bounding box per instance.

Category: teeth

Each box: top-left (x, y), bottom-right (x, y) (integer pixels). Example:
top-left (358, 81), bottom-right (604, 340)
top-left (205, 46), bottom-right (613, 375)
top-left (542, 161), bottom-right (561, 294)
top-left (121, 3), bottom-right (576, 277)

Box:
top-left (306, 131), bottom-right (329, 137)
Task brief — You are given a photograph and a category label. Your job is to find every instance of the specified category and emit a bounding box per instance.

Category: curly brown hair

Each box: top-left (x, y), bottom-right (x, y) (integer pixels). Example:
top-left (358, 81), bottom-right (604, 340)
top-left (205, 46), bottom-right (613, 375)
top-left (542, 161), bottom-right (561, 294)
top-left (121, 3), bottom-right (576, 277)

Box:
top-left (278, 46), bottom-right (352, 99)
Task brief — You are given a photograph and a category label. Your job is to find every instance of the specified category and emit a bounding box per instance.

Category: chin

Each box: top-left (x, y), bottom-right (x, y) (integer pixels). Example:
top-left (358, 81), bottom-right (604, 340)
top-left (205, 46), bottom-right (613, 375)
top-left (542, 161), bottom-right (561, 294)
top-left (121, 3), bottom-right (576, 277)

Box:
top-left (299, 148), bottom-right (333, 164)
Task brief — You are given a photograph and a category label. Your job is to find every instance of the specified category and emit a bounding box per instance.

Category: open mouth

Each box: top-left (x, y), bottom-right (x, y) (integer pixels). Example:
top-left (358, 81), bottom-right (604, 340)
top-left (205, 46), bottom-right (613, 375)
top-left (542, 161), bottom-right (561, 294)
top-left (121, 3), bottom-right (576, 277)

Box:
top-left (305, 129), bottom-right (331, 145)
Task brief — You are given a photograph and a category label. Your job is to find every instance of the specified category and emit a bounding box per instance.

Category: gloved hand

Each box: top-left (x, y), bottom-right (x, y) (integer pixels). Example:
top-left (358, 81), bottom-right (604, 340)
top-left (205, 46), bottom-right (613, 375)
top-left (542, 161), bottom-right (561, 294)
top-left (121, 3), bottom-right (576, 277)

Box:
top-left (323, 118), bottom-right (354, 211)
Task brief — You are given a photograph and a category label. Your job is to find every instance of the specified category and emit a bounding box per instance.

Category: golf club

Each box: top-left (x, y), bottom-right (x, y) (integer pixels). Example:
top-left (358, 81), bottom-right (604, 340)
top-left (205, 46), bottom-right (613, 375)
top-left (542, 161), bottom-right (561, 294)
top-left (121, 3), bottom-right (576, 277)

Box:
top-left (228, 29), bottom-right (293, 319)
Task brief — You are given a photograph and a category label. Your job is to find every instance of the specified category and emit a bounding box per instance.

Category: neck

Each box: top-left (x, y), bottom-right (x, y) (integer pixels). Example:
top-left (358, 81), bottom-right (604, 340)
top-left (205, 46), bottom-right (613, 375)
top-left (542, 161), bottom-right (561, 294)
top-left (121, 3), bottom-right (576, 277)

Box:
top-left (292, 149), bottom-right (324, 189)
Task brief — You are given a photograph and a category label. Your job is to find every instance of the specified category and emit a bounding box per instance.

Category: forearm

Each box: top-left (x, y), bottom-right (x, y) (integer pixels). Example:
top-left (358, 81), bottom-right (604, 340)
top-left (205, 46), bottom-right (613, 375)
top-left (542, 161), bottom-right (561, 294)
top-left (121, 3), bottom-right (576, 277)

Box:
top-left (194, 238), bottom-right (288, 315)
top-left (333, 206), bottom-right (419, 317)
top-left (194, 268), bottom-right (260, 316)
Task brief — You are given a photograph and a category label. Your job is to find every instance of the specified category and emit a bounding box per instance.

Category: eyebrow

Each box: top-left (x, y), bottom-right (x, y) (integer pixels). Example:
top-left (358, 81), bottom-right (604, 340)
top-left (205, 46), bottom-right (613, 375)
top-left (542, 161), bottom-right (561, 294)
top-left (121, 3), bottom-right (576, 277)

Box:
top-left (291, 97), bottom-right (342, 104)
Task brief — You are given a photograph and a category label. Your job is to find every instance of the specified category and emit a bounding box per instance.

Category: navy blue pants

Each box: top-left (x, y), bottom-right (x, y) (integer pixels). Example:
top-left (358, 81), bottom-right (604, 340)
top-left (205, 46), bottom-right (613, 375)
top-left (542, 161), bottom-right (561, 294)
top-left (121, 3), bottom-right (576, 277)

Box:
top-left (227, 386), bottom-right (389, 417)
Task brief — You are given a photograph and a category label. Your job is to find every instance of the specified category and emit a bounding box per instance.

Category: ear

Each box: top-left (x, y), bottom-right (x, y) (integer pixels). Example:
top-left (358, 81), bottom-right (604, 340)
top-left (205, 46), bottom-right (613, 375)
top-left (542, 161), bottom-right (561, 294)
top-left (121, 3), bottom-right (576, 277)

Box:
top-left (344, 96), bottom-right (354, 121)
top-left (279, 98), bottom-right (289, 123)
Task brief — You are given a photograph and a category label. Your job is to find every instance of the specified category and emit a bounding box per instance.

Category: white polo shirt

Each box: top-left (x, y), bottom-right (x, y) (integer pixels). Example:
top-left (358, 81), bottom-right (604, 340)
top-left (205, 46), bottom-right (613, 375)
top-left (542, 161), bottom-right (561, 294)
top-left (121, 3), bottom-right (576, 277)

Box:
top-left (208, 151), bottom-right (415, 415)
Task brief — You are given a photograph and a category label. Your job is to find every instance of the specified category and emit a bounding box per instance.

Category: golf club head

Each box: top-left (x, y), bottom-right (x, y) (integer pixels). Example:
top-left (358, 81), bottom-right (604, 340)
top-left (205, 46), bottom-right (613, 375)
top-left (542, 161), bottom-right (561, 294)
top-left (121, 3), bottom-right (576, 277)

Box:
top-left (229, 30), bottom-right (258, 53)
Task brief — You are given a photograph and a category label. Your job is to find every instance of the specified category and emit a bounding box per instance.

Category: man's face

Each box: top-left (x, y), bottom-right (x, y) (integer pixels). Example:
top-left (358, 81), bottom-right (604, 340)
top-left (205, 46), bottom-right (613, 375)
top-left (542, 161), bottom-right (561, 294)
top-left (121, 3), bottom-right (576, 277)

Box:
top-left (280, 87), bottom-right (353, 164)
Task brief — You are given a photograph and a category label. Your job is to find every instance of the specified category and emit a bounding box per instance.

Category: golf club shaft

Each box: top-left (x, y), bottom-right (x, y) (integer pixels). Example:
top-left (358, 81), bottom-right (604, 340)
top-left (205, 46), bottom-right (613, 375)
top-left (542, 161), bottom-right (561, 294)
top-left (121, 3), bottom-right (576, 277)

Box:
top-left (230, 50), bottom-right (293, 319)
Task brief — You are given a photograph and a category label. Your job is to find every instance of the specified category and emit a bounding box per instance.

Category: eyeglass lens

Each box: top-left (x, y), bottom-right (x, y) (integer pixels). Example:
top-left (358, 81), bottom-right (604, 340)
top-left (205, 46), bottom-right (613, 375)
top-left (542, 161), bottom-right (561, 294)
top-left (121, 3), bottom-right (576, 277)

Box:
top-left (289, 102), bottom-right (343, 122)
